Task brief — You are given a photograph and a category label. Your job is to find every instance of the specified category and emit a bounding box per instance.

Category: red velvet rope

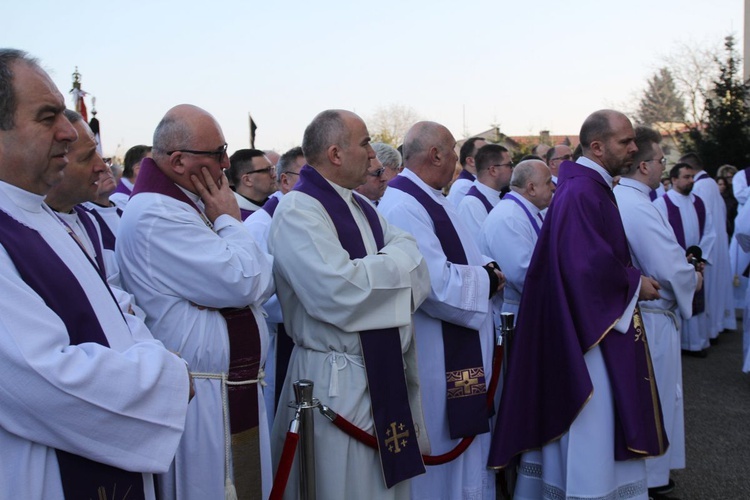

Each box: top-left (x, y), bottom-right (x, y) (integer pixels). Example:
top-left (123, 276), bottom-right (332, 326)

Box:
top-left (328, 344), bottom-right (505, 466)
top-left (269, 431), bottom-right (300, 500)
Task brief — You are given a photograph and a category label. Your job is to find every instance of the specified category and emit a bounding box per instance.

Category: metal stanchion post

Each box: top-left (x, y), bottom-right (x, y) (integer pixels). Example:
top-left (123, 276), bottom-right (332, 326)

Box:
top-left (500, 312), bottom-right (515, 377)
top-left (292, 380), bottom-right (318, 500)
top-left (499, 312), bottom-right (516, 499)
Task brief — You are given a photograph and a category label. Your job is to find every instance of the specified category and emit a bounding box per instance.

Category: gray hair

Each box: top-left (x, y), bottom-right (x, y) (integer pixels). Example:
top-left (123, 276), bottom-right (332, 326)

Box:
top-left (0, 49), bottom-right (40, 130)
top-left (153, 115), bottom-right (193, 155)
top-left (63, 108), bottom-right (83, 125)
top-left (372, 142), bottom-right (402, 169)
top-left (510, 160), bottom-right (541, 189)
top-left (302, 110), bottom-right (348, 166)
top-left (277, 146), bottom-right (304, 179)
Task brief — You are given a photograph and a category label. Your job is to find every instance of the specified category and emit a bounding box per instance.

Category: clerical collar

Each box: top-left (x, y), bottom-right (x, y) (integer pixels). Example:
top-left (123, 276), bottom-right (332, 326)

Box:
top-left (177, 183), bottom-right (206, 212)
top-left (0, 180), bottom-right (45, 213)
top-left (577, 156), bottom-right (615, 188)
top-left (238, 192), bottom-right (269, 207)
top-left (400, 168), bottom-right (445, 200)
top-left (617, 177), bottom-right (650, 195)
top-left (473, 179), bottom-right (502, 200)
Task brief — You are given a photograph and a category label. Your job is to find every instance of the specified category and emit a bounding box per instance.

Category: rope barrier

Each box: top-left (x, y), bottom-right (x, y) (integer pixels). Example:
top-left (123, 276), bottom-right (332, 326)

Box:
top-left (319, 342), bottom-right (504, 466)
top-left (269, 429), bottom-right (300, 500)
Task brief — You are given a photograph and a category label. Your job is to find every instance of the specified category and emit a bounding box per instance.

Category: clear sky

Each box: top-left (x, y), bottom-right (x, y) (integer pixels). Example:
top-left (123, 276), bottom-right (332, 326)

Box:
top-left (4, 0), bottom-right (743, 157)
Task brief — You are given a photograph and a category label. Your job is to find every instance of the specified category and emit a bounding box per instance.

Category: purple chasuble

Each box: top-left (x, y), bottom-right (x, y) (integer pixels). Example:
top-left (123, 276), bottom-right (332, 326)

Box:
top-left (294, 165), bottom-right (425, 488)
top-left (466, 185), bottom-right (494, 213)
top-left (132, 158), bottom-right (263, 497)
top-left (113, 179), bottom-right (132, 196)
top-left (487, 160), bottom-right (667, 468)
top-left (457, 169), bottom-right (475, 182)
top-left (388, 175), bottom-right (491, 438)
top-left (0, 209), bottom-right (145, 500)
top-left (662, 193), bottom-right (706, 315)
top-left (503, 192), bottom-right (541, 236)
top-left (261, 195), bottom-right (281, 217)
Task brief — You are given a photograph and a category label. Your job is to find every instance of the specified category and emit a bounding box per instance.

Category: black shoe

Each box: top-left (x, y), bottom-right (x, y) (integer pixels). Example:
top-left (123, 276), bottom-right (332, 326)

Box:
top-left (650, 479), bottom-right (675, 494)
top-left (710, 337), bottom-right (720, 346)
top-left (682, 349), bottom-right (708, 358)
top-left (649, 493), bottom-right (680, 500)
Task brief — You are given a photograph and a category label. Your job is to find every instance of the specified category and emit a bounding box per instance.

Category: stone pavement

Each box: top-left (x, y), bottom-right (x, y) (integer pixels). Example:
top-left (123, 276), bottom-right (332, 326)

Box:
top-left (670, 326), bottom-right (750, 499)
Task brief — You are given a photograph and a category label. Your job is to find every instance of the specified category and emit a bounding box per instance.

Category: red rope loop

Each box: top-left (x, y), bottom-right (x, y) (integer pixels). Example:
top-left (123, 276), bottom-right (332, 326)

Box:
top-left (269, 431), bottom-right (300, 500)
top-left (323, 343), bottom-right (504, 466)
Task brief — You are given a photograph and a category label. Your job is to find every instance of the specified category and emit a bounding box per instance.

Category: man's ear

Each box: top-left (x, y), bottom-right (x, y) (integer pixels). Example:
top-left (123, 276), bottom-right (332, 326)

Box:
top-left (169, 152), bottom-right (186, 175)
top-left (327, 144), bottom-right (342, 166)
top-left (589, 140), bottom-right (605, 159)
top-left (429, 146), bottom-right (441, 166)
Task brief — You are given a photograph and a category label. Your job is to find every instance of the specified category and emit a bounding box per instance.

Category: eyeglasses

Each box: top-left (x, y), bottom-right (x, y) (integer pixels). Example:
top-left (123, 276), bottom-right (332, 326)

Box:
top-left (166, 143), bottom-right (228, 161)
top-left (284, 171), bottom-right (300, 176)
top-left (367, 167), bottom-right (386, 177)
top-left (244, 165), bottom-right (275, 176)
top-left (551, 154), bottom-right (573, 161)
top-left (646, 157), bottom-right (668, 166)
top-left (492, 162), bottom-right (515, 169)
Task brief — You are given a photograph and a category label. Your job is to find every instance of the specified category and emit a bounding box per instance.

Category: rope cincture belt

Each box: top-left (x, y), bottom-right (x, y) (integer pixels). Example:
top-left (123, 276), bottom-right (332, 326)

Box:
top-left (318, 341), bottom-right (505, 466)
top-left (191, 369), bottom-right (266, 493)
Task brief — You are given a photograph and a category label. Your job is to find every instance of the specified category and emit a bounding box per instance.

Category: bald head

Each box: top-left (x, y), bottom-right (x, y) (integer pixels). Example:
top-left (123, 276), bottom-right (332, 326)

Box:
top-left (403, 121), bottom-right (458, 190)
top-left (510, 159), bottom-right (556, 209)
top-left (579, 109), bottom-right (637, 176)
top-left (151, 104), bottom-right (229, 192)
top-left (301, 109), bottom-right (375, 188)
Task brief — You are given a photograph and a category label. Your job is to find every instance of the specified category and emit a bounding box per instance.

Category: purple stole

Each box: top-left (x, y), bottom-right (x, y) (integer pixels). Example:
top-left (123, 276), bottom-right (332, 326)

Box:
top-left (745, 168), bottom-right (750, 186)
top-left (649, 189), bottom-right (658, 201)
top-left (70, 205), bottom-right (107, 277)
top-left (132, 158), bottom-right (263, 498)
top-left (262, 195), bottom-right (280, 217)
top-left (488, 160), bottom-right (667, 468)
top-left (457, 169), bottom-right (475, 182)
top-left (294, 165), bottom-right (424, 488)
top-left (0, 209), bottom-right (145, 499)
top-left (84, 206), bottom-right (117, 251)
top-left (388, 175), bottom-right (490, 438)
top-left (113, 179), bottom-right (132, 196)
top-left (662, 193), bottom-right (706, 314)
top-left (694, 171), bottom-right (710, 183)
top-left (503, 192), bottom-right (541, 236)
top-left (466, 185), bottom-right (494, 213)
top-left (258, 195), bottom-right (294, 407)
top-left (239, 207), bottom-right (255, 221)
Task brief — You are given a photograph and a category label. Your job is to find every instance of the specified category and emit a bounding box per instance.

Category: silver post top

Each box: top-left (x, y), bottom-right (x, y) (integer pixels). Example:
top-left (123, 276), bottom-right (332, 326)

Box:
top-left (293, 379), bottom-right (315, 404)
top-left (500, 312), bottom-right (515, 331)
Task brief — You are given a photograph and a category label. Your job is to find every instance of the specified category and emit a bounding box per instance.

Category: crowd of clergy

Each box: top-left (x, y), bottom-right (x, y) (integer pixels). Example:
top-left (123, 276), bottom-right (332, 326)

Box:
top-left (1, 47), bottom-right (748, 500)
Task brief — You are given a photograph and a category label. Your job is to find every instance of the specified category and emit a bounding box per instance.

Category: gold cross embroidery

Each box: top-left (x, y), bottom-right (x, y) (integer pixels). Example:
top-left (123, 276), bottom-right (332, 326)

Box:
top-left (384, 421), bottom-right (410, 454)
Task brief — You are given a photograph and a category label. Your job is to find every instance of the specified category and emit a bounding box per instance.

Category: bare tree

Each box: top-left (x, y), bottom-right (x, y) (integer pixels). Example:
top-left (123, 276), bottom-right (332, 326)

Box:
top-left (661, 41), bottom-right (722, 125)
top-left (366, 104), bottom-right (422, 146)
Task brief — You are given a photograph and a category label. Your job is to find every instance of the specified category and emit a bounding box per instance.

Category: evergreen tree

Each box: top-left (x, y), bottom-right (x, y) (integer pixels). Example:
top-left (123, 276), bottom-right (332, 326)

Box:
top-left (637, 68), bottom-right (686, 126)
top-left (680, 36), bottom-right (750, 175)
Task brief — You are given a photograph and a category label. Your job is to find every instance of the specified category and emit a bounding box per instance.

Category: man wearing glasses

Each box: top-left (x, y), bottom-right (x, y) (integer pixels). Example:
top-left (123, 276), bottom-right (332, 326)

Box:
top-left (456, 143), bottom-right (513, 246)
top-left (354, 156), bottom-right (387, 206)
top-left (116, 104), bottom-right (276, 500)
top-left (228, 148), bottom-right (278, 220)
top-left (615, 126), bottom-right (700, 499)
top-left (545, 144), bottom-right (573, 185)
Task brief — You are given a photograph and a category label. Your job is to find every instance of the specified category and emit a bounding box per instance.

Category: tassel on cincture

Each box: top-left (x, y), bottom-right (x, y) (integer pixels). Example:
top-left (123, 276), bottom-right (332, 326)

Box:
top-left (225, 477), bottom-right (238, 500)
